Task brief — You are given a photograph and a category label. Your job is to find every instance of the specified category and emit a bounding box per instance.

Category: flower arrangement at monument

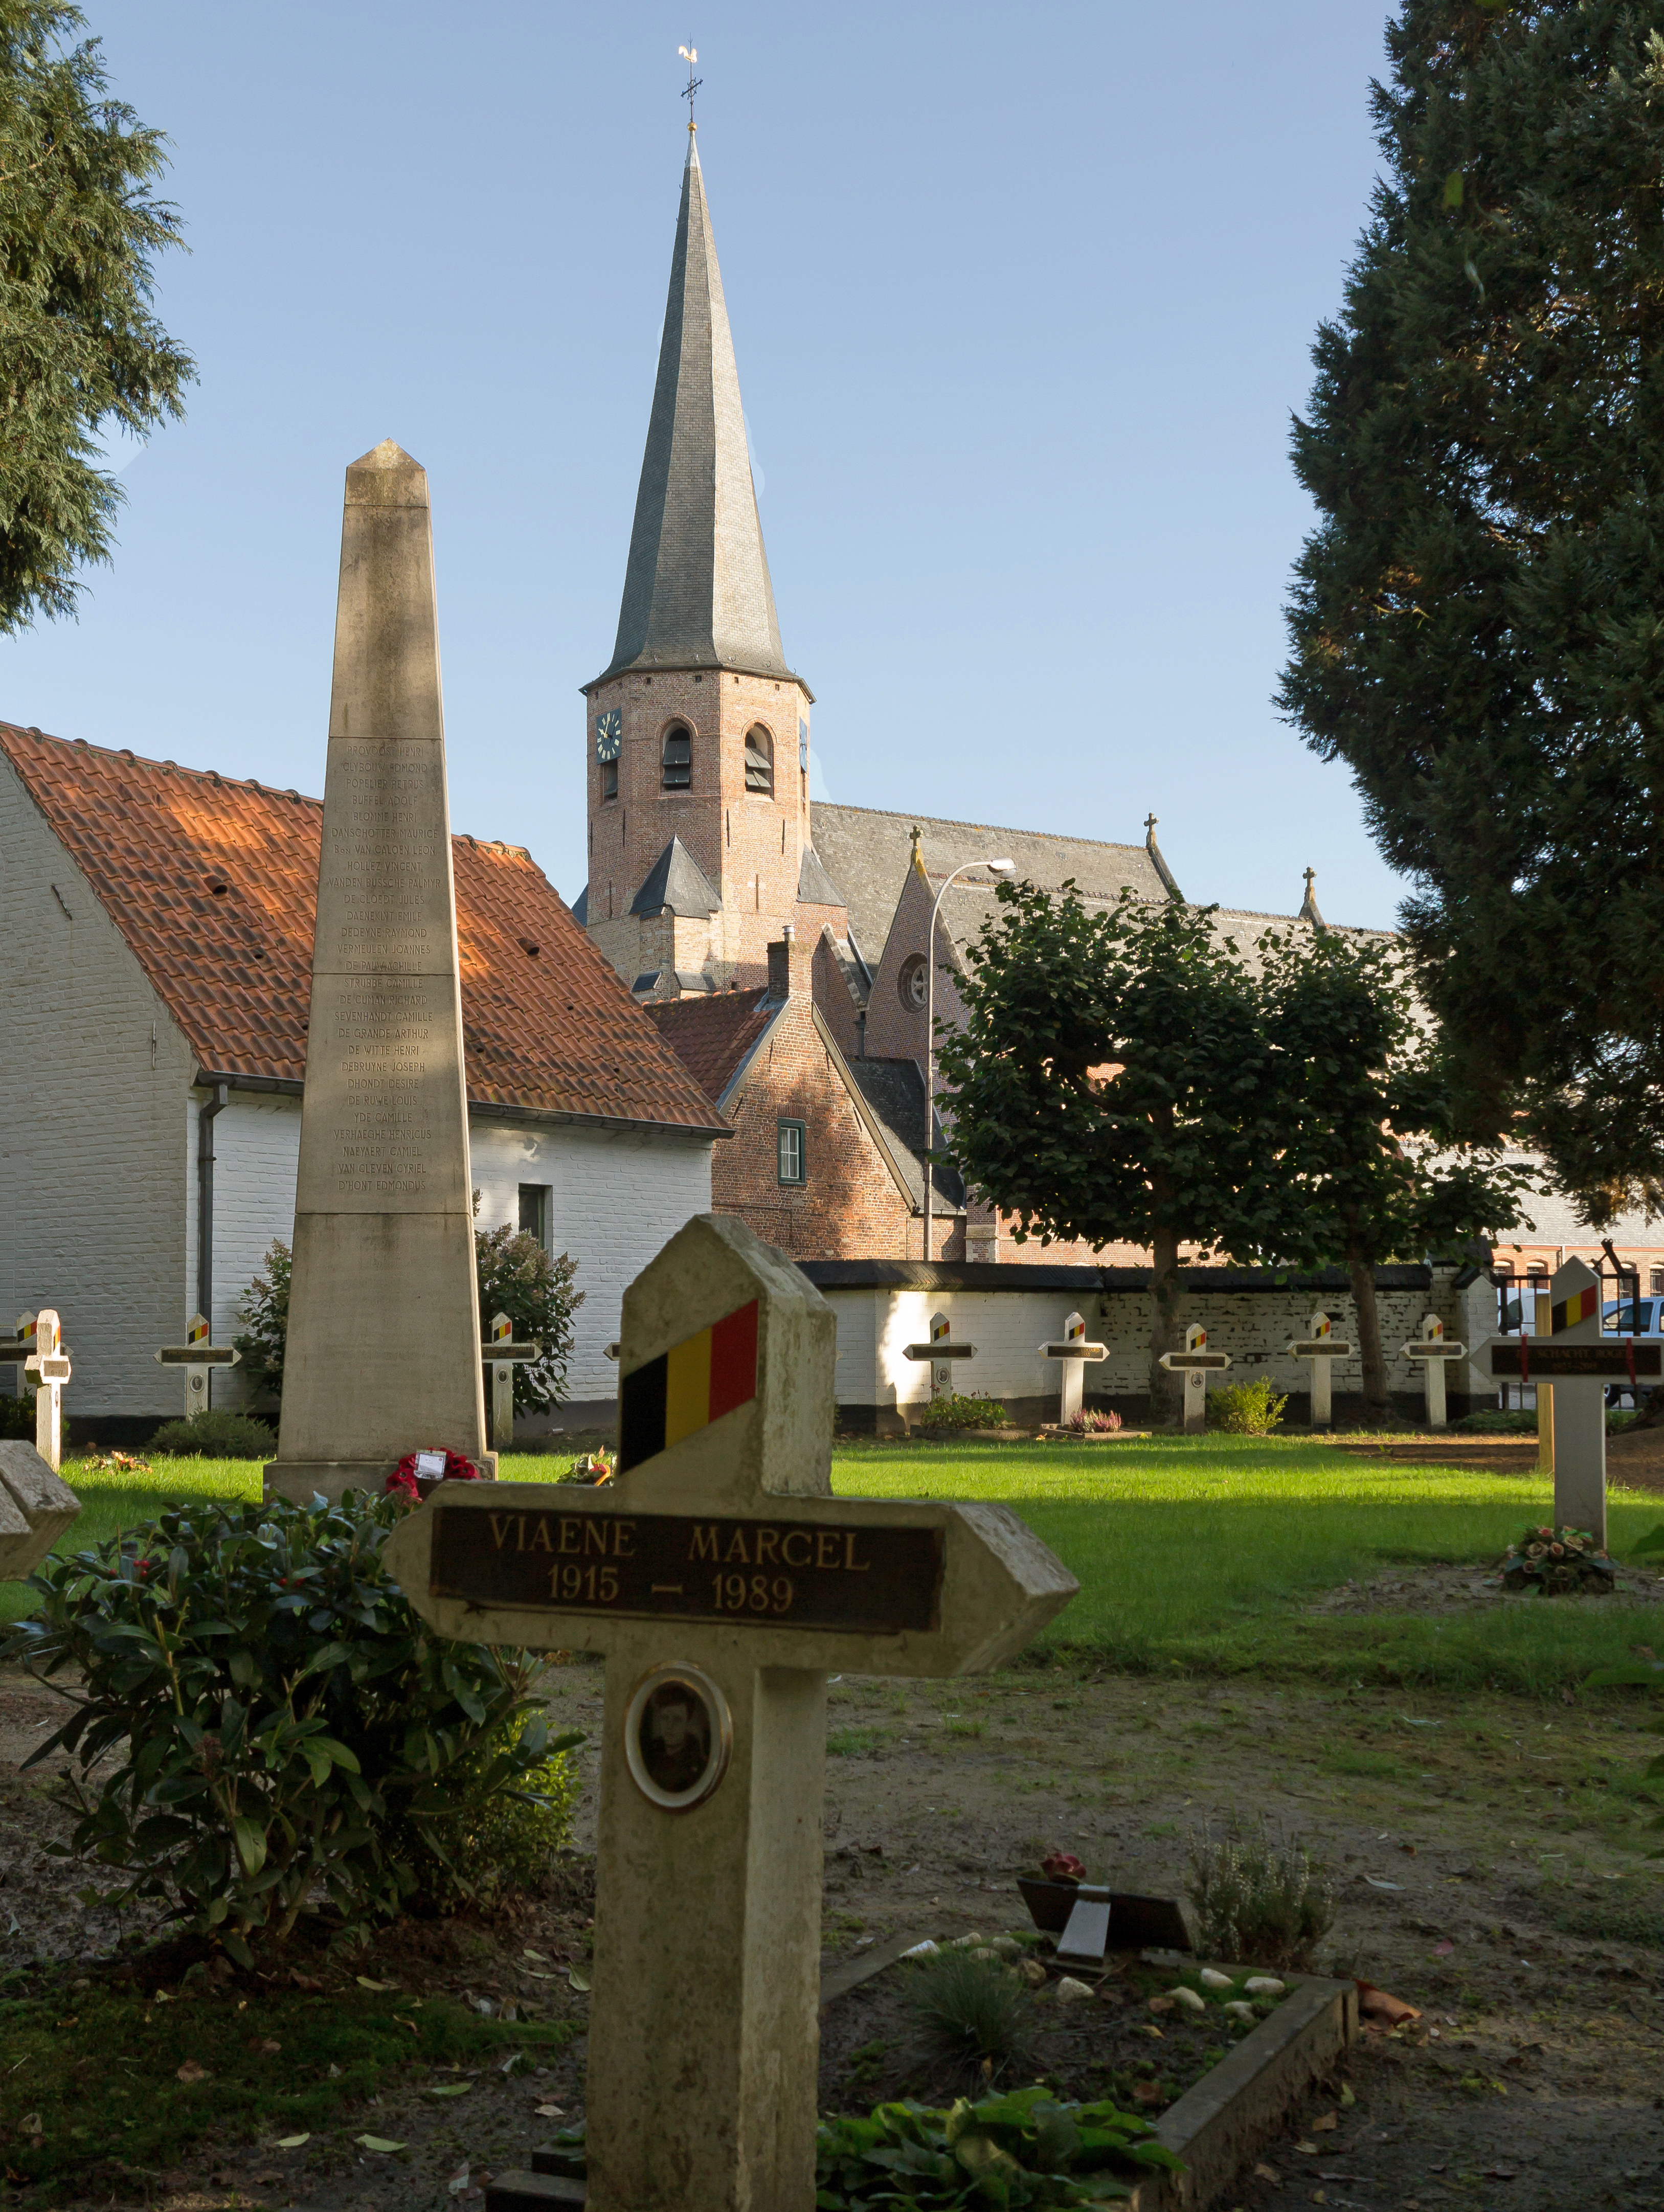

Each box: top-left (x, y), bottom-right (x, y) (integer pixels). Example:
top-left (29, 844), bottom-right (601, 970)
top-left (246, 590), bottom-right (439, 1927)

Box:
top-left (386, 1449), bottom-right (481, 1500)
top-left (1501, 1524), bottom-right (1616, 1596)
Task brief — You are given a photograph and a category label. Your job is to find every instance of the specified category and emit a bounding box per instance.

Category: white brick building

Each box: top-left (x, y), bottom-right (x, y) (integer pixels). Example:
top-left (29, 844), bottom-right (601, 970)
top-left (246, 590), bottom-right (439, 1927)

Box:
top-left (0, 724), bottom-right (726, 1440)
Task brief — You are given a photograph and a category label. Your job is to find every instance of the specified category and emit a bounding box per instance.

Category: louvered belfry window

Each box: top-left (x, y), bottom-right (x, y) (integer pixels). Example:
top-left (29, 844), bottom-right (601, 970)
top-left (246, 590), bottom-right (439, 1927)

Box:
top-left (662, 726), bottom-right (692, 789)
top-left (744, 726), bottom-right (773, 795)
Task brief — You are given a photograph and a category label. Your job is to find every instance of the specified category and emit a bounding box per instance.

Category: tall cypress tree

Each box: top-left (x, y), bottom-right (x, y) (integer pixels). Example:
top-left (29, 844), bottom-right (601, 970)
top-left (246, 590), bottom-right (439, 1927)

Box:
top-left (1279, 1), bottom-right (1664, 1223)
top-left (1, 1), bottom-right (194, 632)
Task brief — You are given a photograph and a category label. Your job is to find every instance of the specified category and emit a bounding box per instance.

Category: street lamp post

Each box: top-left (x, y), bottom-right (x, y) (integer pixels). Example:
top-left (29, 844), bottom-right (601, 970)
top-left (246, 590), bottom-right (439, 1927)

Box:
top-left (923, 856), bottom-right (1015, 1263)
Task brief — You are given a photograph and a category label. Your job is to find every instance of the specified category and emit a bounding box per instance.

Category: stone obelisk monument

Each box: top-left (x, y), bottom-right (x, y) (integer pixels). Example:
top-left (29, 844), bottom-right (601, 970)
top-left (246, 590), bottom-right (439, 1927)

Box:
top-left (265, 441), bottom-right (491, 1503)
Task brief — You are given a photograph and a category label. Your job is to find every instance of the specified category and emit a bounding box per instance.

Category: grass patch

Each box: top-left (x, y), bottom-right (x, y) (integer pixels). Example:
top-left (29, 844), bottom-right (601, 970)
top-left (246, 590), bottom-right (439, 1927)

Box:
top-left (13, 1438), bottom-right (1664, 1693)
top-left (0, 1976), bottom-right (575, 2197)
top-left (831, 1435), bottom-right (1664, 1692)
top-left (827, 1726), bottom-right (888, 1758)
top-left (1550, 1890), bottom-right (1664, 1948)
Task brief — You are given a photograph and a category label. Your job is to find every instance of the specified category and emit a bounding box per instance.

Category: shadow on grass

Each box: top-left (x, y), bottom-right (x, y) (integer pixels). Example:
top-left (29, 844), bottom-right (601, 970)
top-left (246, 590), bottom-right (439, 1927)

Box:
top-left (0, 1978), bottom-right (574, 2198)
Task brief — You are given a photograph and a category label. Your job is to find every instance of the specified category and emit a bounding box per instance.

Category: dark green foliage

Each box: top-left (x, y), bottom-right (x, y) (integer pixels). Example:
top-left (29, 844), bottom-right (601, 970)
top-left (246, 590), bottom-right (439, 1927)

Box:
top-left (232, 1226), bottom-right (583, 1416)
top-left (0, 1492), bottom-right (583, 1954)
top-left (814, 2088), bottom-right (1181, 2210)
top-left (0, 1), bottom-right (195, 631)
top-left (147, 1407), bottom-right (276, 1459)
top-left (922, 1394), bottom-right (1010, 1431)
top-left (475, 1221), bottom-right (584, 1413)
top-left (1246, 930), bottom-right (1525, 1409)
top-left (936, 885), bottom-right (1300, 1411)
top-left (392, 1707), bottom-right (582, 1911)
top-left (906, 1950), bottom-right (1037, 2070)
top-left (0, 1390), bottom-right (49, 1441)
top-left (1278, 0), bottom-right (1664, 1218)
top-left (232, 1238), bottom-right (290, 1413)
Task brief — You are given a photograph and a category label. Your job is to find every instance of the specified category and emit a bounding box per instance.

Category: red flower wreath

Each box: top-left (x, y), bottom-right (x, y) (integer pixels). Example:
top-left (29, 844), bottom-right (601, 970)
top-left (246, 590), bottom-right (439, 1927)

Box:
top-left (386, 1449), bottom-right (482, 1500)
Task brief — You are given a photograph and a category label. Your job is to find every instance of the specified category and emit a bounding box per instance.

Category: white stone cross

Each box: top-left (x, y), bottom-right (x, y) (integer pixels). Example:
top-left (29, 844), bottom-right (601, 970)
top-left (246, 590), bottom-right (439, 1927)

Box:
top-left (385, 1213), bottom-right (1076, 2212)
top-left (1400, 1311), bottom-right (1466, 1432)
top-left (901, 1312), bottom-right (977, 1421)
top-left (1159, 1321), bottom-right (1231, 1433)
top-left (1037, 1308), bottom-right (1108, 1427)
top-left (1484, 1256), bottom-right (1658, 1546)
top-left (483, 1310), bottom-right (541, 1451)
top-left (22, 1310), bottom-right (72, 1473)
top-left (1286, 1310), bottom-right (1351, 1432)
top-left (155, 1312), bottom-right (241, 1422)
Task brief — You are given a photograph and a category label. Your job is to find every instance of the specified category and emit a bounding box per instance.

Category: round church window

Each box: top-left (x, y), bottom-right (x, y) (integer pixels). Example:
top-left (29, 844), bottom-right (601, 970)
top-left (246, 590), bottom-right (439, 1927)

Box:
top-left (899, 955), bottom-right (927, 1009)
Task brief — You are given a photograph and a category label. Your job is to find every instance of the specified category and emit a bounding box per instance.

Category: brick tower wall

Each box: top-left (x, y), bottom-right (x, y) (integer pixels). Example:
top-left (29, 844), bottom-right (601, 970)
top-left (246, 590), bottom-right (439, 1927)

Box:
top-left (583, 666), bottom-right (813, 987)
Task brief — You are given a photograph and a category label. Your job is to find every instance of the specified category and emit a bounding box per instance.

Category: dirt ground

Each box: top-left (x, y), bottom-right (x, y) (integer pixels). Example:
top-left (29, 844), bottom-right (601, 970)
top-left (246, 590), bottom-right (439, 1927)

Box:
top-left (4, 1592), bottom-right (1663, 2212)
top-left (1327, 1425), bottom-right (1664, 1496)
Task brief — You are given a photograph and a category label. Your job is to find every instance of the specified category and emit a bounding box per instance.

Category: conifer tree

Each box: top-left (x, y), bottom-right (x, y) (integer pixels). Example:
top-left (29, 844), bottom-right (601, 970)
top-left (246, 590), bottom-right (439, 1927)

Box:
top-left (1, 1), bottom-right (194, 632)
top-left (1279, 0), bottom-right (1664, 1224)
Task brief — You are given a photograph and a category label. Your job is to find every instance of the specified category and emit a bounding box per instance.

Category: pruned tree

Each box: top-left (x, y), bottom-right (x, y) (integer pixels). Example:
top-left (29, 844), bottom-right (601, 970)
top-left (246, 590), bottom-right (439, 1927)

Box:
top-left (1278, 0), bottom-right (1664, 1223)
top-left (935, 884), bottom-right (1303, 1415)
top-left (1245, 929), bottom-right (1527, 1415)
top-left (1, 0), bottom-right (195, 632)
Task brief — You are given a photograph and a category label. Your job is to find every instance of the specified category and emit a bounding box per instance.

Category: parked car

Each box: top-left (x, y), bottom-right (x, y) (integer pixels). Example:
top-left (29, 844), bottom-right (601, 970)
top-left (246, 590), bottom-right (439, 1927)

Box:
top-left (1602, 1298), bottom-right (1664, 1408)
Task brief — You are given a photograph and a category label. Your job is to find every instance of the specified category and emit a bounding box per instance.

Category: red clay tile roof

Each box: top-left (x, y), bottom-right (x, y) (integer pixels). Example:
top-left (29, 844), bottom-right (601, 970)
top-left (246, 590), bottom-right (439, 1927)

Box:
top-left (0, 723), bottom-right (727, 1135)
top-left (645, 990), bottom-right (777, 1105)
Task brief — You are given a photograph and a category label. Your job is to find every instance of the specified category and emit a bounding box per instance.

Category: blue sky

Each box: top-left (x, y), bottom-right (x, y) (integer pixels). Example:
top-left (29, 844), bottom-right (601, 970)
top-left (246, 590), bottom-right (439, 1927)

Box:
top-left (2, 3), bottom-right (1402, 925)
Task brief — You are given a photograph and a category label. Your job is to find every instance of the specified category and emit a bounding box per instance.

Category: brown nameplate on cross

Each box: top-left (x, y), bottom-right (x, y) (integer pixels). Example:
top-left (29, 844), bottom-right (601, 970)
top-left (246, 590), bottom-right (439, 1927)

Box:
top-left (430, 1504), bottom-right (945, 1635)
top-left (1487, 1342), bottom-right (1660, 1379)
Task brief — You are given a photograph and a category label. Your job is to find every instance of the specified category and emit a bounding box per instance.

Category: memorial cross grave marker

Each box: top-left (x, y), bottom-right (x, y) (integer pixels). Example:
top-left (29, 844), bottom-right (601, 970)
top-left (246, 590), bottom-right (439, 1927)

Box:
top-left (1401, 1312), bottom-right (1466, 1432)
top-left (484, 1311), bottom-right (541, 1450)
top-left (1287, 1310), bottom-right (1350, 1432)
top-left (23, 1310), bottom-right (71, 1472)
top-left (901, 1312), bottom-right (977, 1417)
top-left (1037, 1309), bottom-right (1107, 1426)
top-left (155, 1312), bottom-right (240, 1423)
top-left (1159, 1321), bottom-right (1230, 1434)
top-left (1485, 1256), bottom-right (1655, 1546)
top-left (385, 1213), bottom-right (1076, 2212)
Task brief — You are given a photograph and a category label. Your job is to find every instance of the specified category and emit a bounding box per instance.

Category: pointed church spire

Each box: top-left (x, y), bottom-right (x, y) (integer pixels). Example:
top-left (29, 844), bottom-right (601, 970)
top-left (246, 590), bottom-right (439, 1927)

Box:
top-left (594, 140), bottom-right (797, 687)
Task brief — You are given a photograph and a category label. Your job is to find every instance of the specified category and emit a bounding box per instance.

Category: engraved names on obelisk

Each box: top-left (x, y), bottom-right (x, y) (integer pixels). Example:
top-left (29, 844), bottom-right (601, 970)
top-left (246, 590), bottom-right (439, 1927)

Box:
top-left (266, 441), bottom-right (490, 1503)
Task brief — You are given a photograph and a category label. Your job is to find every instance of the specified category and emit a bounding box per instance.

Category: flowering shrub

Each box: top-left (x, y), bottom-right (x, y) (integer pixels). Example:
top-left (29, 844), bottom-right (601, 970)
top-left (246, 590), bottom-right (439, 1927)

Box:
top-left (1186, 1822), bottom-right (1334, 1968)
top-left (1065, 1408), bottom-right (1122, 1434)
top-left (0, 1492), bottom-right (581, 1959)
top-left (1501, 1524), bottom-right (1616, 1596)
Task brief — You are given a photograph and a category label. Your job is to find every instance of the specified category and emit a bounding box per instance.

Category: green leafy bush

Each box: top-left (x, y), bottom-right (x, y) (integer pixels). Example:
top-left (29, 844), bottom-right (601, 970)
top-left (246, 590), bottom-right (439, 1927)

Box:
top-left (1186, 1823), bottom-right (1334, 1968)
top-left (0, 1391), bottom-right (47, 1442)
top-left (815, 2088), bottom-right (1181, 2209)
top-left (922, 1394), bottom-right (1009, 1431)
top-left (233, 1238), bottom-right (291, 1413)
top-left (147, 1408), bottom-right (276, 1459)
top-left (907, 1948), bottom-right (1036, 2070)
top-left (1207, 1379), bottom-right (1287, 1435)
top-left (1453, 1408), bottom-right (1538, 1434)
top-left (394, 1707), bottom-right (582, 1910)
top-left (233, 1224), bottom-right (585, 1417)
top-left (0, 1492), bottom-right (582, 1958)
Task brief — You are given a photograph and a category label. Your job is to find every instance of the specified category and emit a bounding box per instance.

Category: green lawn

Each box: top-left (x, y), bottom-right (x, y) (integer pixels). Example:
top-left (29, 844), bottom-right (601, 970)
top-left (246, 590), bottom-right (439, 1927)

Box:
top-left (6, 1437), bottom-right (1662, 1692)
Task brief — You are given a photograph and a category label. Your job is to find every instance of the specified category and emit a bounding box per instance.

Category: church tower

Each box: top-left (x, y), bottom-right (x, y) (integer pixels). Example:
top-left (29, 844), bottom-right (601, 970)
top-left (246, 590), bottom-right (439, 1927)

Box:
top-left (580, 132), bottom-right (839, 997)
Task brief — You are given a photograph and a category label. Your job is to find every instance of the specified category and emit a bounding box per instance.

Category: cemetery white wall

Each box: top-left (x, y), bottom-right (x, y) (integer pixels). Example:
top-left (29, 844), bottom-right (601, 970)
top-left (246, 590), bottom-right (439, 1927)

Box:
top-left (821, 1271), bottom-right (1495, 1429)
top-left (469, 1117), bottom-right (714, 1413)
top-left (0, 756), bottom-right (195, 1420)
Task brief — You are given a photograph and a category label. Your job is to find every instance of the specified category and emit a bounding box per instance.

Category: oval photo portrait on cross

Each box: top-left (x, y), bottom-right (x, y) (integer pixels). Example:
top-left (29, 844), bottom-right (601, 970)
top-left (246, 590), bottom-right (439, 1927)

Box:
top-left (623, 1664), bottom-right (732, 1812)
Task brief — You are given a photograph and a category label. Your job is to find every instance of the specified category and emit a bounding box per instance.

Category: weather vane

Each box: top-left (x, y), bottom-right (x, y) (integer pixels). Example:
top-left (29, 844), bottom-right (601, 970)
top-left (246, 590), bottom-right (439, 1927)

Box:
top-left (679, 42), bottom-right (702, 132)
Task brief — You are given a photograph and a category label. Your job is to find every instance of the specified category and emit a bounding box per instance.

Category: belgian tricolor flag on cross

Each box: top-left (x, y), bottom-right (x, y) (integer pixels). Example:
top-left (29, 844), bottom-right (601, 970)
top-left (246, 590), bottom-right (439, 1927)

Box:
top-left (1551, 1282), bottom-right (1601, 1335)
top-left (619, 1300), bottom-right (760, 1472)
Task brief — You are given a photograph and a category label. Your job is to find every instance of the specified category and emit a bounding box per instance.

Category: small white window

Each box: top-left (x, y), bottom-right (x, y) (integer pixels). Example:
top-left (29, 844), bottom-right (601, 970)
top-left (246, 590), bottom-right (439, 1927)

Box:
top-left (777, 1119), bottom-right (805, 1186)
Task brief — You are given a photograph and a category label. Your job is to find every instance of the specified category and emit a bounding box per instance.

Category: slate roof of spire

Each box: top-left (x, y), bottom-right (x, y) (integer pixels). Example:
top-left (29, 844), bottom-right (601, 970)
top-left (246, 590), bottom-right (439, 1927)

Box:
top-left (630, 834), bottom-right (722, 918)
top-left (796, 845), bottom-right (846, 909)
top-left (592, 141), bottom-right (800, 690)
top-left (0, 723), bottom-right (726, 1136)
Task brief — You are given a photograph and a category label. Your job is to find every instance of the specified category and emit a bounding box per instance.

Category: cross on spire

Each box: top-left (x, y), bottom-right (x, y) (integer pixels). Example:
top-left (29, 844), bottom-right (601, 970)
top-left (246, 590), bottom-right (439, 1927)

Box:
top-left (679, 41), bottom-right (702, 131)
top-left (1144, 813), bottom-right (1158, 839)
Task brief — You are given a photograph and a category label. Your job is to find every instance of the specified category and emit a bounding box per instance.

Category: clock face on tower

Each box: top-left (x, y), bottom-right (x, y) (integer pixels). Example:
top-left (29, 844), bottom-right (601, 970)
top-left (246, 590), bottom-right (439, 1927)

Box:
top-left (595, 710), bottom-right (622, 763)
